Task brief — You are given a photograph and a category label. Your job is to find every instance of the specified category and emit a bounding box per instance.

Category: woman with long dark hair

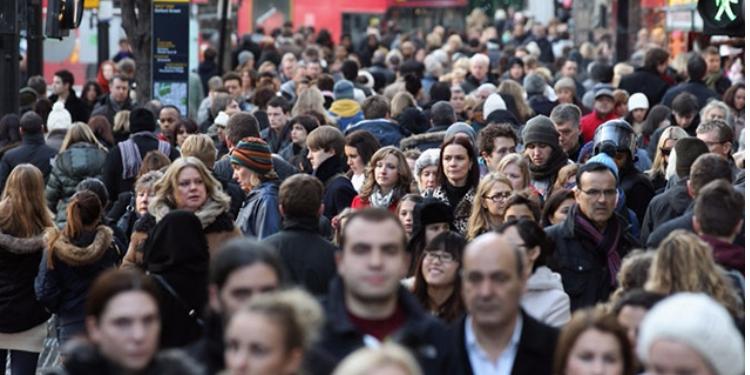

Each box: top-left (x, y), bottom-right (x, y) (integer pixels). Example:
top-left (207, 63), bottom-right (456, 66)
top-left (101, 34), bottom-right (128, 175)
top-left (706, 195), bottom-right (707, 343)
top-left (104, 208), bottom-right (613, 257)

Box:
top-left (412, 231), bottom-right (466, 323)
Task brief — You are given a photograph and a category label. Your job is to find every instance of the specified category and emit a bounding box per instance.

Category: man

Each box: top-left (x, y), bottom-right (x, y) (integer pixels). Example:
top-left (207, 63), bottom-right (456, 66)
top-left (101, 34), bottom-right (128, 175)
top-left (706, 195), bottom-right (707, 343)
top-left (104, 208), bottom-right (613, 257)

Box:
top-left (262, 96), bottom-right (292, 153)
top-left (619, 47), bottom-right (672, 106)
top-left (646, 154), bottom-right (735, 248)
top-left (344, 95), bottom-right (409, 147)
top-left (328, 80), bottom-right (364, 131)
top-left (315, 208), bottom-right (456, 374)
top-left (580, 88), bottom-right (619, 143)
top-left (0, 112), bottom-right (57, 188)
top-left (400, 101), bottom-right (455, 151)
top-left (91, 75), bottom-right (133, 124)
top-left (461, 53), bottom-right (492, 93)
top-left (693, 179), bottom-right (744, 274)
top-left (661, 53), bottom-right (718, 108)
top-left (157, 105), bottom-right (181, 140)
top-left (262, 174), bottom-right (337, 297)
top-left (550, 104), bottom-right (583, 161)
top-left (522, 115), bottom-right (570, 199)
top-left (306, 126), bottom-right (357, 220)
top-left (702, 46), bottom-right (732, 96)
top-left (647, 92), bottom-right (701, 159)
top-left (102, 107), bottom-right (180, 199)
top-left (454, 231), bottom-right (558, 375)
top-left (478, 123), bottom-right (518, 172)
top-left (559, 58), bottom-right (585, 98)
top-left (546, 162), bottom-right (640, 310)
top-left (450, 85), bottom-right (467, 120)
top-left (695, 119), bottom-right (734, 161)
top-left (49, 69), bottom-right (89, 122)
top-left (222, 72), bottom-right (243, 98)
top-left (640, 137), bottom-right (709, 242)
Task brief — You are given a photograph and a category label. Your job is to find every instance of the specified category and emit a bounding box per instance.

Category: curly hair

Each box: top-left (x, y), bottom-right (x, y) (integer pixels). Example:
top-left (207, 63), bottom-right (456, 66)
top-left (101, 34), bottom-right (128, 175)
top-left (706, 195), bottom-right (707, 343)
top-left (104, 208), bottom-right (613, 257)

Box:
top-left (359, 146), bottom-right (413, 202)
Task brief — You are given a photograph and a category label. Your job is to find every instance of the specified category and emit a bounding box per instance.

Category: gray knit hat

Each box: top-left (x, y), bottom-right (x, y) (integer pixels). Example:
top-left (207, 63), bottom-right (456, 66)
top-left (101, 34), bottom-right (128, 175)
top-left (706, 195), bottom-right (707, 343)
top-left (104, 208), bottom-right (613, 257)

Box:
top-left (523, 73), bottom-right (547, 96)
top-left (522, 115), bottom-right (560, 148)
top-left (445, 122), bottom-right (477, 144)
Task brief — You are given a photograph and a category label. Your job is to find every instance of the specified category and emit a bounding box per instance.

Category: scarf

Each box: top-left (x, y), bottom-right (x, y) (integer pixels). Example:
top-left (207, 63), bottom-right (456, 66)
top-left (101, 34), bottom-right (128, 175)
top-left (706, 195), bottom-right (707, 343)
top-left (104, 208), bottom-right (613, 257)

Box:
top-left (118, 131), bottom-right (171, 180)
top-left (369, 187), bottom-right (396, 208)
top-left (704, 71), bottom-right (724, 91)
top-left (573, 206), bottom-right (622, 286)
top-left (529, 147), bottom-right (569, 181)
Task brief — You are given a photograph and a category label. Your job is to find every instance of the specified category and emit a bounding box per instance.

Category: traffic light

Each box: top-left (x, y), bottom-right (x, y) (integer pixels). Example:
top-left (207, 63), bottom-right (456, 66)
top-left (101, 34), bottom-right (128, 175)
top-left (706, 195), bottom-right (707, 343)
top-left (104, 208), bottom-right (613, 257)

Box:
top-left (45, 0), bottom-right (85, 39)
top-left (698, 0), bottom-right (744, 36)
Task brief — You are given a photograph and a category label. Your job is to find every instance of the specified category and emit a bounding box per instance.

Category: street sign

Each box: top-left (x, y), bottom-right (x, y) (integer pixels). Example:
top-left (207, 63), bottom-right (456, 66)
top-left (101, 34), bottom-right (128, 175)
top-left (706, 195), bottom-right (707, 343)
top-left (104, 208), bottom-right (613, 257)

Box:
top-left (698, 0), bottom-right (744, 35)
top-left (152, 0), bottom-right (190, 116)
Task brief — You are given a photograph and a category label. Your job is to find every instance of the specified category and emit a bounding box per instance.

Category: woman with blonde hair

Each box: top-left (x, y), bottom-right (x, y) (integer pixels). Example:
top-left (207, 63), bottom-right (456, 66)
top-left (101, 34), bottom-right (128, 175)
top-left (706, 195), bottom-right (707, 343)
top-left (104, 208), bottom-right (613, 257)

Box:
top-left (496, 153), bottom-right (538, 195)
top-left (0, 165), bottom-right (55, 374)
top-left (391, 92), bottom-right (417, 119)
top-left (466, 172), bottom-right (514, 240)
top-left (291, 87), bottom-right (335, 125)
top-left (112, 109), bottom-right (130, 143)
top-left (121, 157), bottom-right (240, 267)
top-left (46, 122), bottom-right (108, 227)
top-left (646, 126), bottom-right (688, 191)
top-left (333, 343), bottom-right (423, 375)
top-left (645, 230), bottom-right (743, 318)
top-left (498, 80), bottom-right (534, 122)
top-left (351, 146), bottom-right (413, 212)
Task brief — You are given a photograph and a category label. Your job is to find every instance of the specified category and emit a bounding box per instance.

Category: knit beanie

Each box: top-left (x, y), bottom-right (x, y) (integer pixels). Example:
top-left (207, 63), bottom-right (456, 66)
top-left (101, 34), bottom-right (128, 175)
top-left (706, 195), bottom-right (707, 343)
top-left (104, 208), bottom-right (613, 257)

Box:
top-left (523, 73), bottom-right (546, 96)
top-left (213, 111), bottom-right (230, 128)
top-left (230, 137), bottom-right (273, 175)
top-left (674, 137), bottom-right (709, 178)
top-left (333, 80), bottom-right (355, 100)
top-left (445, 122), bottom-right (477, 144)
top-left (637, 293), bottom-right (744, 375)
top-left (483, 93), bottom-right (507, 120)
top-left (522, 115), bottom-right (560, 149)
top-left (627, 93), bottom-right (649, 112)
top-left (47, 102), bottom-right (72, 132)
top-left (238, 50), bottom-right (254, 67)
top-left (587, 153), bottom-right (619, 182)
top-left (129, 107), bottom-right (157, 133)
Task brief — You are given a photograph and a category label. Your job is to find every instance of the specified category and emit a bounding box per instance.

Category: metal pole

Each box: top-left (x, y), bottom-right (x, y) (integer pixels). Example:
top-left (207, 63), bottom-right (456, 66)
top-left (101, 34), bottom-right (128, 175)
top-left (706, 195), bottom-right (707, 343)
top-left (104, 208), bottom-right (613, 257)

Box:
top-left (26, 0), bottom-right (43, 77)
top-left (0, 0), bottom-right (20, 116)
top-left (217, 0), bottom-right (228, 76)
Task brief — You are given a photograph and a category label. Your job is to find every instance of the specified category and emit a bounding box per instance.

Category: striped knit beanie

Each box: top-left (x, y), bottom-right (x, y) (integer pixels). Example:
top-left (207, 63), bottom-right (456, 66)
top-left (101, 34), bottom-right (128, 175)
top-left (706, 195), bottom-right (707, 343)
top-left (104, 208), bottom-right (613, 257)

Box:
top-left (230, 137), bottom-right (273, 175)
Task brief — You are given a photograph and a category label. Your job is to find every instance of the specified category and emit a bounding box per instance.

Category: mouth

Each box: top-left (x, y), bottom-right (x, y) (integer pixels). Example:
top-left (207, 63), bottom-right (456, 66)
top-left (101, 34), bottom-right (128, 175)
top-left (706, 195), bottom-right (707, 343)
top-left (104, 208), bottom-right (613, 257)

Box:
top-left (362, 275), bottom-right (386, 285)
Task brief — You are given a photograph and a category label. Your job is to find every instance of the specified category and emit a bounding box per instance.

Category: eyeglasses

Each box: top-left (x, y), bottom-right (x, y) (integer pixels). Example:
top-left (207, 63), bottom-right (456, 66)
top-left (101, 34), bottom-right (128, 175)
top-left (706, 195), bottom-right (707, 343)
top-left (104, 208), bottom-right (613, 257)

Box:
top-left (425, 251), bottom-right (455, 263)
top-left (580, 189), bottom-right (617, 198)
top-left (484, 191), bottom-right (512, 202)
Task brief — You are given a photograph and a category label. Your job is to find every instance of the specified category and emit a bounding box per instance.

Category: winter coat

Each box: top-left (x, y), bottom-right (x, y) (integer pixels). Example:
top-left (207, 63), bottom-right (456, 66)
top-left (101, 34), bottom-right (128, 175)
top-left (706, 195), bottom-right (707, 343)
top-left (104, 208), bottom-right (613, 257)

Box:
top-left (545, 205), bottom-right (640, 311)
top-left (34, 226), bottom-right (119, 342)
top-left (619, 164), bottom-right (655, 224)
top-left (520, 266), bottom-right (571, 327)
top-left (0, 134), bottom-right (58, 189)
top-left (90, 94), bottom-right (133, 125)
top-left (640, 177), bottom-right (691, 244)
top-left (46, 142), bottom-right (108, 227)
top-left (329, 99), bottom-right (365, 130)
top-left (345, 118), bottom-right (410, 147)
top-left (661, 80), bottom-right (719, 109)
top-left (235, 180), bottom-right (282, 239)
top-left (49, 91), bottom-right (90, 123)
top-left (351, 194), bottom-right (399, 213)
top-left (261, 216), bottom-right (338, 297)
top-left (395, 107), bottom-right (430, 135)
top-left (399, 130), bottom-right (446, 152)
top-left (0, 229), bottom-right (50, 333)
top-left (314, 156), bottom-right (357, 220)
top-left (423, 185), bottom-right (475, 236)
top-left (315, 277), bottom-right (458, 375)
top-left (48, 343), bottom-right (204, 375)
top-left (214, 155), bottom-right (297, 187)
top-left (618, 67), bottom-right (671, 108)
top-left (103, 132), bottom-right (179, 200)
top-left (260, 126), bottom-right (291, 154)
top-left (580, 111), bottom-right (619, 143)
top-left (528, 95), bottom-right (557, 117)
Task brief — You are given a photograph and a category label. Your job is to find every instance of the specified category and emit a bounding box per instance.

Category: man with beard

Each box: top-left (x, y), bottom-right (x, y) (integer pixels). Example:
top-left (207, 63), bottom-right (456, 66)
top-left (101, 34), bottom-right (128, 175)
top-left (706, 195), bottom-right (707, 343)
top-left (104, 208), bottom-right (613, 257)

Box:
top-left (522, 115), bottom-right (571, 199)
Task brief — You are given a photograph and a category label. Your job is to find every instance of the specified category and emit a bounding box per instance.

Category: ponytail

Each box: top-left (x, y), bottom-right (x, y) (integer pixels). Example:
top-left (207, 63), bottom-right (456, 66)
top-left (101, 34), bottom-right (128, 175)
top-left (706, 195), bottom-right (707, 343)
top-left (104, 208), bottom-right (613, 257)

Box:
top-left (46, 191), bottom-right (103, 269)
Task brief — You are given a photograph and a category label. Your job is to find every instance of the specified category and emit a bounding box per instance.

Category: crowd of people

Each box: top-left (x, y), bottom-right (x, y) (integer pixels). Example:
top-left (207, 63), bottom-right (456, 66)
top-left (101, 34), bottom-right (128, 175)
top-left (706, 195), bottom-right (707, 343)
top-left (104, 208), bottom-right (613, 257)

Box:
top-left (0, 8), bottom-right (745, 375)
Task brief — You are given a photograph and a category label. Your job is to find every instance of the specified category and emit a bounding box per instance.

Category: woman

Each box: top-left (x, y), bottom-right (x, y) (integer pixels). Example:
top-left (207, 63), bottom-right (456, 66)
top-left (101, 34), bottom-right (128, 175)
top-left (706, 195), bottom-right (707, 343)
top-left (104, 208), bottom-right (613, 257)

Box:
top-left (344, 130), bottom-right (381, 193)
top-left (333, 344), bottom-right (423, 375)
top-left (723, 83), bottom-right (744, 136)
top-left (501, 219), bottom-right (571, 327)
top-left (553, 308), bottom-right (636, 375)
top-left (279, 115), bottom-right (319, 172)
top-left (291, 87), bottom-right (336, 125)
top-left (496, 153), bottom-right (536, 194)
top-left (646, 126), bottom-right (688, 191)
top-left (625, 93), bottom-right (649, 136)
top-left (351, 146), bottom-right (413, 212)
top-left (224, 289), bottom-right (324, 375)
top-left (109, 171), bottom-right (162, 243)
top-left (80, 81), bottom-right (103, 116)
top-left (121, 157), bottom-right (240, 267)
top-left (230, 137), bottom-right (282, 239)
top-left (503, 192), bottom-right (542, 223)
top-left (87, 115), bottom-right (116, 149)
top-left (0, 114), bottom-right (21, 159)
top-left (397, 194), bottom-right (423, 237)
top-left (53, 269), bottom-right (203, 374)
top-left (412, 231), bottom-right (466, 323)
top-left (466, 172), bottom-right (514, 241)
top-left (112, 110), bottom-right (131, 144)
top-left (641, 105), bottom-right (672, 157)
top-left (644, 230), bottom-right (743, 318)
top-left (170, 118), bottom-right (200, 150)
top-left (34, 191), bottom-right (119, 345)
top-left (0, 165), bottom-right (55, 374)
top-left (541, 189), bottom-right (576, 227)
top-left (551, 163), bottom-right (578, 195)
top-left (96, 60), bottom-right (116, 94)
top-left (499, 79), bottom-right (533, 122)
top-left (424, 136), bottom-right (480, 235)
top-left (46, 123), bottom-right (109, 228)
top-left (413, 148), bottom-right (440, 193)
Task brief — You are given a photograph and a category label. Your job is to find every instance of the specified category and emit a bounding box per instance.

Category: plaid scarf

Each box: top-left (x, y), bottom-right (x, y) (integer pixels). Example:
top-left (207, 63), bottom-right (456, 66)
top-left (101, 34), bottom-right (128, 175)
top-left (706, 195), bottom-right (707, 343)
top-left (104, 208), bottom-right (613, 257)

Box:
top-left (573, 207), bottom-right (622, 286)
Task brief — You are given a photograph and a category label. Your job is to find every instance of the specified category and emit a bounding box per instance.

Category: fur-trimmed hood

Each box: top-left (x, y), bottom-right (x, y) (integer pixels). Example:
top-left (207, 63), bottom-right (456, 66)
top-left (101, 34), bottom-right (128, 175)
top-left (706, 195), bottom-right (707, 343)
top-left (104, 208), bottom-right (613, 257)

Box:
top-left (0, 229), bottom-right (46, 255)
top-left (46, 226), bottom-right (113, 267)
top-left (149, 196), bottom-right (229, 229)
top-left (399, 131), bottom-right (446, 151)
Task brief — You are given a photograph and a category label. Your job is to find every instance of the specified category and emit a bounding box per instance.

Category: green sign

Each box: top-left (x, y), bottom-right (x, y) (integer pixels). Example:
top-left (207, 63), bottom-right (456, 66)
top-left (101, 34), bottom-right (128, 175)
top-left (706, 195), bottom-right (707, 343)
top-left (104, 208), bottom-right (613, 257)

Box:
top-left (698, 0), bottom-right (744, 35)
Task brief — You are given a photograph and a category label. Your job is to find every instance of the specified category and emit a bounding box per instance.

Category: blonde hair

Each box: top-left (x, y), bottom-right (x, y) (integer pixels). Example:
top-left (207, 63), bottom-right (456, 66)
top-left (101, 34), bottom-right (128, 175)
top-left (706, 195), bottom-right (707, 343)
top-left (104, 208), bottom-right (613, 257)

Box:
top-left (467, 172), bottom-right (513, 241)
top-left (292, 87), bottom-right (332, 124)
top-left (151, 157), bottom-right (229, 211)
top-left (496, 153), bottom-right (531, 190)
top-left (0, 164), bottom-right (54, 237)
top-left (60, 122), bottom-right (106, 152)
top-left (648, 126), bottom-right (688, 180)
top-left (612, 63), bottom-right (634, 88)
top-left (359, 146), bottom-right (413, 201)
top-left (333, 344), bottom-right (423, 375)
top-left (498, 80), bottom-right (533, 121)
top-left (391, 92), bottom-right (417, 118)
top-left (645, 230), bottom-right (742, 317)
top-left (113, 110), bottom-right (130, 133)
top-left (610, 250), bottom-right (654, 303)
top-left (552, 163), bottom-right (579, 193)
top-left (180, 134), bottom-right (217, 169)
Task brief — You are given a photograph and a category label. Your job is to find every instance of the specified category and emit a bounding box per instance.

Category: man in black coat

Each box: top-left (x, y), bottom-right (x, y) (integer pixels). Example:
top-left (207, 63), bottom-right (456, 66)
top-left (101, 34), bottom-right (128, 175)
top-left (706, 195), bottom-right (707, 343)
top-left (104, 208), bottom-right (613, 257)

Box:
top-left (49, 69), bottom-right (89, 123)
top-left (91, 75), bottom-right (134, 124)
top-left (262, 174), bottom-right (337, 297)
top-left (0, 112), bottom-right (57, 188)
top-left (453, 230), bottom-right (558, 375)
top-left (619, 47), bottom-right (672, 106)
top-left (306, 126), bottom-right (357, 220)
top-left (546, 162), bottom-right (640, 311)
top-left (661, 53), bottom-right (719, 108)
top-left (102, 107), bottom-right (180, 200)
top-left (315, 209), bottom-right (457, 374)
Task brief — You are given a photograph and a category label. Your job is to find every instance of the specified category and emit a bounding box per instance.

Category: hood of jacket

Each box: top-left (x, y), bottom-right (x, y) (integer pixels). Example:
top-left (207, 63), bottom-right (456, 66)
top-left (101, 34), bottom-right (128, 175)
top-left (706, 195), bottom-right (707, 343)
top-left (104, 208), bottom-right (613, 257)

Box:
top-left (46, 226), bottom-right (113, 267)
top-left (399, 131), bottom-right (445, 150)
top-left (329, 99), bottom-right (362, 117)
top-left (0, 229), bottom-right (46, 255)
top-left (526, 266), bottom-right (565, 292)
top-left (56, 142), bottom-right (107, 177)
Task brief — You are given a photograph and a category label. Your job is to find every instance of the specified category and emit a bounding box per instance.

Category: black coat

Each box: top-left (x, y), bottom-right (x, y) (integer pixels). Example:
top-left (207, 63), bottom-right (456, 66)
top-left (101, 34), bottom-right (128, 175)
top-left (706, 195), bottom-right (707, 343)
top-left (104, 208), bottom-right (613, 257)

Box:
top-left (452, 310), bottom-right (559, 375)
top-left (50, 91), bottom-right (90, 123)
top-left (528, 95), bottom-right (557, 117)
top-left (640, 177), bottom-right (691, 244)
top-left (620, 164), bottom-right (655, 224)
top-left (313, 156), bottom-right (357, 220)
top-left (261, 216), bottom-right (337, 297)
top-left (50, 343), bottom-right (204, 375)
top-left (619, 67), bottom-right (671, 107)
top-left (545, 205), bottom-right (640, 311)
top-left (0, 134), bottom-right (58, 189)
top-left (103, 133), bottom-right (180, 200)
top-left (90, 94), bottom-right (133, 124)
top-left (315, 277), bottom-right (458, 375)
top-left (661, 80), bottom-right (719, 109)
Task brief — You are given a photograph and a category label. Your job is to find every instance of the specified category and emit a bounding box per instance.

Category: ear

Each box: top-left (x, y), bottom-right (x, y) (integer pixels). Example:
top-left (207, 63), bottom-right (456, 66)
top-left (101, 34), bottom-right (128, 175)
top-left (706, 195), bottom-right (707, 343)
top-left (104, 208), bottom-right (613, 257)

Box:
top-left (692, 215), bottom-right (701, 234)
top-left (278, 204), bottom-right (285, 217)
top-left (208, 284), bottom-right (222, 312)
top-left (687, 179), bottom-right (695, 198)
top-left (480, 151), bottom-right (490, 162)
top-left (85, 316), bottom-right (100, 343)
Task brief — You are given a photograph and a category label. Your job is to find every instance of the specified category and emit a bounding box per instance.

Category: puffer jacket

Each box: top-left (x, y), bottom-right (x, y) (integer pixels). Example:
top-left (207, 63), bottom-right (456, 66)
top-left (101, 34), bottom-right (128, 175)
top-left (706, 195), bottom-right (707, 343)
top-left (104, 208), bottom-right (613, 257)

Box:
top-left (46, 142), bottom-right (108, 227)
top-left (235, 180), bottom-right (282, 239)
top-left (329, 99), bottom-right (364, 131)
top-left (344, 119), bottom-right (410, 147)
top-left (34, 226), bottom-right (119, 342)
top-left (520, 266), bottom-right (571, 327)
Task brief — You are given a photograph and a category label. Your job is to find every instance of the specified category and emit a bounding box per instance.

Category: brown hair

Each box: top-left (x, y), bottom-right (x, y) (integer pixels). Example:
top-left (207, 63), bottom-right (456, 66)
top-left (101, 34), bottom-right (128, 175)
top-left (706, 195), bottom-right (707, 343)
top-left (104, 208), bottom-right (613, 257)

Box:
top-left (477, 123), bottom-right (518, 156)
top-left (553, 307), bottom-right (636, 375)
top-left (359, 146), bottom-right (413, 201)
top-left (86, 269), bottom-right (160, 321)
top-left (306, 125), bottom-right (345, 155)
top-left (87, 116), bottom-right (115, 146)
top-left (694, 179), bottom-right (744, 238)
top-left (341, 208), bottom-right (406, 250)
top-left (180, 134), bottom-right (217, 169)
top-left (412, 231), bottom-right (466, 323)
top-left (439, 136), bottom-right (480, 188)
top-left (46, 191), bottom-right (103, 269)
top-left (138, 150), bottom-right (171, 178)
top-left (0, 164), bottom-right (53, 237)
top-left (279, 174), bottom-right (324, 218)
top-left (609, 249), bottom-right (654, 303)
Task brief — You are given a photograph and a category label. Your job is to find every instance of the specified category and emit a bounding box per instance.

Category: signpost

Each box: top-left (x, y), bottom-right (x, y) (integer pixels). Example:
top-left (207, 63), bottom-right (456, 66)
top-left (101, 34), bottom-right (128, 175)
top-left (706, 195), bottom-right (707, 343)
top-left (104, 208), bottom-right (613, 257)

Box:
top-left (152, 0), bottom-right (190, 116)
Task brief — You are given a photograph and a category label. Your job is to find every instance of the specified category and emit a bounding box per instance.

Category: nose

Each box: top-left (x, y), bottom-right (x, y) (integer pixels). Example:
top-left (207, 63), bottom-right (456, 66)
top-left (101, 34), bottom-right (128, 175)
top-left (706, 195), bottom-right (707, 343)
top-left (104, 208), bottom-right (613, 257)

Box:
top-left (478, 277), bottom-right (494, 297)
top-left (368, 250), bottom-right (384, 269)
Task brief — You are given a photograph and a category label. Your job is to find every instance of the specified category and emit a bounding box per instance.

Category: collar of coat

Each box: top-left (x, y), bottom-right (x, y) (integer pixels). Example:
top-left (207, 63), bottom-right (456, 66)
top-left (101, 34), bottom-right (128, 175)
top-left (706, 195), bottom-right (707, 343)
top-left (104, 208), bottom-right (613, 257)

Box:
top-left (46, 225), bottom-right (113, 266)
top-left (0, 228), bottom-right (46, 255)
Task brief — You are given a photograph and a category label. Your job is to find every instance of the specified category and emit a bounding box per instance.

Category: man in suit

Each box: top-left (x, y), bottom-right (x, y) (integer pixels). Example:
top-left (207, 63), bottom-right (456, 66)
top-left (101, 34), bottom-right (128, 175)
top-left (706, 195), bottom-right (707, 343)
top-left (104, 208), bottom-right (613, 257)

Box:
top-left (455, 231), bottom-right (558, 375)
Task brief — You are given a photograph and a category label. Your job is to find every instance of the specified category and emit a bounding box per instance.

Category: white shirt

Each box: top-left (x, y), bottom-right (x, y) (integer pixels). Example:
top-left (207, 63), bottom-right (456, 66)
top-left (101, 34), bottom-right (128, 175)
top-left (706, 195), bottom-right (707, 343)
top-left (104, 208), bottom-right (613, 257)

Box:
top-left (465, 314), bottom-right (523, 375)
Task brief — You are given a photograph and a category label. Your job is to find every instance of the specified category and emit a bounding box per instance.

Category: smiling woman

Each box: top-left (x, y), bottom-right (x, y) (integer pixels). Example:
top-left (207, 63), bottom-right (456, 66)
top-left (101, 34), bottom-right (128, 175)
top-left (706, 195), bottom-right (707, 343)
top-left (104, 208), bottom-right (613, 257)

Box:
top-left (412, 231), bottom-right (466, 323)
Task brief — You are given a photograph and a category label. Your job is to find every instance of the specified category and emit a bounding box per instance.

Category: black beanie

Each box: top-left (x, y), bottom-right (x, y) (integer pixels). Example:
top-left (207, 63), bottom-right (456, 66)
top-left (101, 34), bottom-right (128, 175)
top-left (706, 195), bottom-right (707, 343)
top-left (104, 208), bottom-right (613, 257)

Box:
top-left (675, 137), bottom-right (709, 178)
top-left (413, 198), bottom-right (454, 231)
top-left (129, 107), bottom-right (156, 133)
